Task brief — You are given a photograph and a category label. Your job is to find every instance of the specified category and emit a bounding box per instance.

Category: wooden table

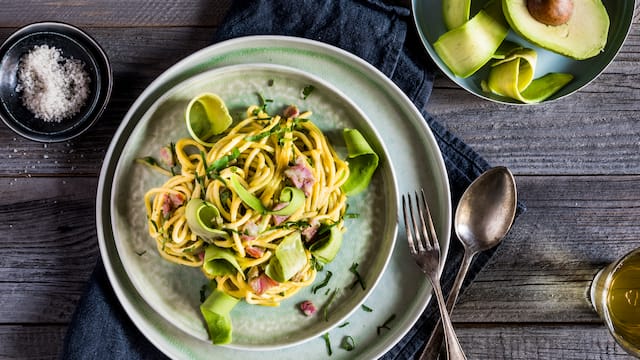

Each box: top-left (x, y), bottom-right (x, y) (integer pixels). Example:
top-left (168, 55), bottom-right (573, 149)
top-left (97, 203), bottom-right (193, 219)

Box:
top-left (1, 1), bottom-right (639, 359)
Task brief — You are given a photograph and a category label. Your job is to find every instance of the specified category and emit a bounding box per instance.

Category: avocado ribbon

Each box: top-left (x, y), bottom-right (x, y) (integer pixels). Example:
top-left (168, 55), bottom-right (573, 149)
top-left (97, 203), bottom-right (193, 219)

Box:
top-left (482, 43), bottom-right (574, 104)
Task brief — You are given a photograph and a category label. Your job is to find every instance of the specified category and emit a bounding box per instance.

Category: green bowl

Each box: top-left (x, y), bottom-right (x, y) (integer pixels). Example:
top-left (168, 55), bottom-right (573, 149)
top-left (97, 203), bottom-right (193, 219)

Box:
top-left (412, 0), bottom-right (636, 104)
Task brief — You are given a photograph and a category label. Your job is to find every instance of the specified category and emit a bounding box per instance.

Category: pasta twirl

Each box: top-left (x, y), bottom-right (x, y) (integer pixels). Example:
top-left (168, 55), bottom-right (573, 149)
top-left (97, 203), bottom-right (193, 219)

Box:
top-left (144, 103), bottom-right (349, 307)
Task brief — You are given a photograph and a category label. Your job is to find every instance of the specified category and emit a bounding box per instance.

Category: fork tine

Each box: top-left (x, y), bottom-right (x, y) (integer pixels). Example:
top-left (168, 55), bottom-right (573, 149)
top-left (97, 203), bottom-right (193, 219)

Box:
top-left (414, 190), bottom-right (432, 251)
top-left (402, 195), bottom-right (417, 255)
top-left (409, 194), bottom-right (427, 253)
top-left (419, 189), bottom-right (439, 251)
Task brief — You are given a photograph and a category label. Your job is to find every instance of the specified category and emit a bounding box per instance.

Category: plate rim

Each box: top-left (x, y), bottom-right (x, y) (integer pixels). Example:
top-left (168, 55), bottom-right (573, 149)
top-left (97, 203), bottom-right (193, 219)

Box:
top-left (108, 61), bottom-right (400, 350)
top-left (97, 34), bottom-right (452, 360)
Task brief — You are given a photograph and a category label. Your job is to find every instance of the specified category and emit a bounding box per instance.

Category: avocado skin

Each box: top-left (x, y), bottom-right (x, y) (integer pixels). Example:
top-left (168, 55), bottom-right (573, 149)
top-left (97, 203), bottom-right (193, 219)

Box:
top-left (502, 0), bottom-right (609, 60)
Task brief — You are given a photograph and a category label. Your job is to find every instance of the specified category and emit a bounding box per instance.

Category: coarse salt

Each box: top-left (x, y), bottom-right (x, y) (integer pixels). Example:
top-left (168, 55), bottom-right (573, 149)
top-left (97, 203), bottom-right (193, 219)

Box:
top-left (16, 44), bottom-right (91, 123)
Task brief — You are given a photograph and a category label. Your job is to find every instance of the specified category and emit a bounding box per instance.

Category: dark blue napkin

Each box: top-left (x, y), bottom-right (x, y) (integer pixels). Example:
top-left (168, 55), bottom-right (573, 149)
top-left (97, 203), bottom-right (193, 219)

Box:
top-left (62, 0), bottom-right (525, 359)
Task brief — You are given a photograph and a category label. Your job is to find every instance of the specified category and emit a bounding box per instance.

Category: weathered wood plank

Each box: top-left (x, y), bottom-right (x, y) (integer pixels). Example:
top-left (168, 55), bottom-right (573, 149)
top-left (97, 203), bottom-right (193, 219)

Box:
top-left (455, 175), bottom-right (640, 323)
top-left (2, 176), bottom-right (640, 324)
top-left (0, 325), bottom-right (67, 360)
top-left (0, 324), bottom-right (632, 360)
top-left (0, 26), bottom-right (639, 176)
top-left (455, 324), bottom-right (635, 359)
top-left (0, 177), bottom-right (97, 323)
top-left (0, 27), bottom-right (214, 177)
top-left (426, 26), bottom-right (640, 175)
top-left (0, 0), bottom-right (232, 27)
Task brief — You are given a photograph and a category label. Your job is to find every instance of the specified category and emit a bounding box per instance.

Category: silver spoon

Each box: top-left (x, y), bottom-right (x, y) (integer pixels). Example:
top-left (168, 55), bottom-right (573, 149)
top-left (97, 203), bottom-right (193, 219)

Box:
top-left (420, 166), bottom-right (518, 360)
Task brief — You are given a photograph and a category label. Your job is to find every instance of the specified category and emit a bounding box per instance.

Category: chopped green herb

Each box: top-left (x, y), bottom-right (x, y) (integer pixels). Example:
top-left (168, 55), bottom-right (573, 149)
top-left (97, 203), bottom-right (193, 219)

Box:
top-left (376, 314), bottom-right (396, 335)
top-left (149, 219), bottom-right (160, 233)
top-left (312, 271), bottom-right (333, 294)
top-left (344, 213), bottom-right (360, 219)
top-left (196, 175), bottom-right (207, 195)
top-left (207, 148), bottom-right (240, 174)
top-left (325, 288), bottom-right (331, 296)
top-left (267, 79), bottom-right (274, 86)
top-left (135, 250), bottom-right (147, 256)
top-left (255, 93), bottom-right (273, 113)
top-left (302, 85), bottom-right (315, 99)
top-left (349, 262), bottom-right (367, 290)
top-left (200, 151), bottom-right (208, 171)
top-left (340, 335), bottom-right (355, 351)
top-left (137, 156), bottom-right (159, 167)
top-left (311, 256), bottom-right (324, 271)
top-left (245, 125), bottom-right (282, 142)
top-left (220, 188), bottom-right (232, 204)
top-left (199, 284), bottom-right (208, 303)
top-left (361, 304), bottom-right (373, 312)
top-left (322, 290), bottom-right (338, 322)
top-left (322, 332), bottom-right (333, 356)
top-left (338, 322), bottom-right (350, 328)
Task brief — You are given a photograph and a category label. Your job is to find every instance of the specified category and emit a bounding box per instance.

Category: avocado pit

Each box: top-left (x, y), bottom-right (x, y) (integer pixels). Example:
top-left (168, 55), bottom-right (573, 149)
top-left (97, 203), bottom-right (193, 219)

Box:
top-left (526, 0), bottom-right (574, 26)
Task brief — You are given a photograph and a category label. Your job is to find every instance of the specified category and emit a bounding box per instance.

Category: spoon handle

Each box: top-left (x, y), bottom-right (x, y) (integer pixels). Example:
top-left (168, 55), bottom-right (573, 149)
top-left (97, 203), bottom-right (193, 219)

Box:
top-left (419, 251), bottom-right (474, 360)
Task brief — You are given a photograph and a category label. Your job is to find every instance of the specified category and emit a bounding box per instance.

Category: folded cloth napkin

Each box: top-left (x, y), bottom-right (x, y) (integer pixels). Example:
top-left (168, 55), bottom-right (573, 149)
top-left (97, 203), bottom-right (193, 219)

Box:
top-left (62, 0), bottom-right (526, 359)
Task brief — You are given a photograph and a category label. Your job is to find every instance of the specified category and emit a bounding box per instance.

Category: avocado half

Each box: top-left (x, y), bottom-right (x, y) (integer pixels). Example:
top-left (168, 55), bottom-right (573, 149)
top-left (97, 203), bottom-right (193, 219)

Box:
top-left (502, 0), bottom-right (610, 60)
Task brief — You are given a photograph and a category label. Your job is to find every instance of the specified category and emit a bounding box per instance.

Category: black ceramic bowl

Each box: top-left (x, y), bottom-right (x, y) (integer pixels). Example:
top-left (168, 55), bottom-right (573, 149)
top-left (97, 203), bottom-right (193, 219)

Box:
top-left (0, 22), bottom-right (112, 142)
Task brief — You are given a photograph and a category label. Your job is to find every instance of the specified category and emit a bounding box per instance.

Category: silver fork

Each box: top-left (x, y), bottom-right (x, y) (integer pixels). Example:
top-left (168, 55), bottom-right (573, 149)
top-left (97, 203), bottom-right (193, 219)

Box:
top-left (402, 190), bottom-right (467, 360)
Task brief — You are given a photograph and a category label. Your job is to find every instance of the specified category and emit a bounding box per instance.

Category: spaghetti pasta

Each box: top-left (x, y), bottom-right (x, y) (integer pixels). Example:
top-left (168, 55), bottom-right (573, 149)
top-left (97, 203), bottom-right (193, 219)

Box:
top-left (144, 102), bottom-right (350, 307)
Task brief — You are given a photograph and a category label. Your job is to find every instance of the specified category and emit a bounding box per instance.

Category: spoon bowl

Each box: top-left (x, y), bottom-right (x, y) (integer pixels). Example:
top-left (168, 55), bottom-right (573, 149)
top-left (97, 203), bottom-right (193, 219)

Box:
top-left (455, 166), bottom-right (518, 253)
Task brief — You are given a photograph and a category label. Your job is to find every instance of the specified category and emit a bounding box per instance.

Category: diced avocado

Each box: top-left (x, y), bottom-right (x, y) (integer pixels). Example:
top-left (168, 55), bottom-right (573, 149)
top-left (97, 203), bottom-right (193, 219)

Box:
top-left (502, 0), bottom-right (609, 60)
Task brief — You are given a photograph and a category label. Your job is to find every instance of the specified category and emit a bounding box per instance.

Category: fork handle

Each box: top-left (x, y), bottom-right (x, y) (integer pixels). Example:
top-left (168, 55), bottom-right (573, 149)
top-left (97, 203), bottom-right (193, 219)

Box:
top-left (420, 251), bottom-right (474, 360)
top-left (429, 275), bottom-right (467, 360)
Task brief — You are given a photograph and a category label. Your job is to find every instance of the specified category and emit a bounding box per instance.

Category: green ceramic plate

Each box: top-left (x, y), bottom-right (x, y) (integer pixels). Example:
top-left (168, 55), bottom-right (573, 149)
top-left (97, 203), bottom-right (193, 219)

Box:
top-left (97, 36), bottom-right (452, 359)
top-left (110, 63), bottom-right (398, 349)
top-left (412, 0), bottom-right (636, 104)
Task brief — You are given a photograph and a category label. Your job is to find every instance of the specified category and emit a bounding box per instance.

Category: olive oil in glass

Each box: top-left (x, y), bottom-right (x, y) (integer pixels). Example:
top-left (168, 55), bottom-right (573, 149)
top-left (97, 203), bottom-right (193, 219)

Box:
top-left (591, 249), bottom-right (640, 356)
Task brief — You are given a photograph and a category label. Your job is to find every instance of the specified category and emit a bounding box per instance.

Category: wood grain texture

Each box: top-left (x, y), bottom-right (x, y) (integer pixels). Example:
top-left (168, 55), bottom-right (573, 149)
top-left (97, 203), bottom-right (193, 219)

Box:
top-left (455, 175), bottom-right (640, 323)
top-left (0, 177), bottom-right (98, 323)
top-left (1, 1), bottom-right (640, 359)
top-left (0, 0), bottom-right (232, 27)
top-left (426, 23), bottom-right (640, 176)
top-left (0, 325), bottom-right (67, 360)
top-left (455, 324), bottom-right (635, 359)
top-left (0, 27), bottom-right (214, 176)
top-left (0, 324), bottom-right (634, 360)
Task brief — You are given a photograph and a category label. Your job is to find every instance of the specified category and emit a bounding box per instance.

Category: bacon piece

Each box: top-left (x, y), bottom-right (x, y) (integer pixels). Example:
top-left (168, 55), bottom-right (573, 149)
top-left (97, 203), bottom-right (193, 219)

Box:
top-left (299, 300), bottom-right (316, 316)
top-left (283, 105), bottom-right (299, 118)
top-left (161, 192), bottom-right (185, 218)
top-left (284, 157), bottom-right (315, 196)
top-left (302, 223), bottom-right (320, 243)
top-left (159, 145), bottom-right (175, 167)
top-left (249, 273), bottom-right (279, 295)
top-left (270, 202), bottom-right (290, 225)
top-left (245, 246), bottom-right (265, 259)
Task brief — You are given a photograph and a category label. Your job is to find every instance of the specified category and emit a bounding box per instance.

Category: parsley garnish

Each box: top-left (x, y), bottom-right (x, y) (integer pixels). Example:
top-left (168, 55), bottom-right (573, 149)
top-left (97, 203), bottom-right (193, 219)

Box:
top-left (302, 85), bottom-right (315, 99)
top-left (340, 336), bottom-right (355, 351)
top-left (376, 314), bottom-right (396, 335)
top-left (322, 333), bottom-right (332, 356)
top-left (322, 290), bottom-right (338, 322)
top-left (338, 322), bottom-right (350, 328)
top-left (312, 271), bottom-right (333, 294)
top-left (349, 262), bottom-right (367, 290)
top-left (361, 304), bottom-right (373, 312)
top-left (199, 284), bottom-right (208, 303)
top-left (206, 148), bottom-right (240, 174)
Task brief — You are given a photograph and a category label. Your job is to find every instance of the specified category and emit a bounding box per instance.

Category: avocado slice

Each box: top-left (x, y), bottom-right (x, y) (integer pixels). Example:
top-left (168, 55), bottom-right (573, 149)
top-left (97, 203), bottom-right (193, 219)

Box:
top-left (502, 0), bottom-right (609, 60)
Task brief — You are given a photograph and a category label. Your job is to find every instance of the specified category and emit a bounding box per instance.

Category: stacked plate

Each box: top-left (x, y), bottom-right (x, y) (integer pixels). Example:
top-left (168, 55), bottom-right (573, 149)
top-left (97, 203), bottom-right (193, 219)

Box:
top-left (97, 36), bottom-right (452, 359)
